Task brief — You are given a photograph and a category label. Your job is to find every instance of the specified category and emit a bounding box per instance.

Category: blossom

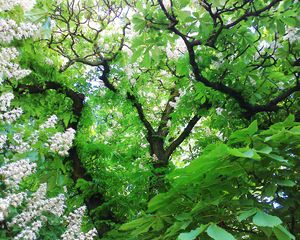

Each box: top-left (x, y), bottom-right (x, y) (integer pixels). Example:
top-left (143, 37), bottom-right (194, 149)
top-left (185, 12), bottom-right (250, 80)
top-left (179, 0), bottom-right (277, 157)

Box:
top-left (0, 134), bottom-right (7, 149)
top-left (0, 47), bottom-right (32, 82)
top-left (0, 92), bottom-right (14, 111)
top-left (283, 27), bottom-right (300, 43)
top-left (216, 131), bottom-right (227, 141)
top-left (0, 192), bottom-right (27, 221)
top-left (9, 133), bottom-right (32, 153)
top-left (44, 57), bottom-right (54, 66)
top-left (14, 220), bottom-right (42, 240)
top-left (61, 206), bottom-right (97, 240)
top-left (166, 38), bottom-right (187, 59)
top-left (0, 108), bottom-right (23, 123)
top-left (9, 184), bottom-right (66, 228)
top-left (216, 107), bottom-right (224, 115)
top-left (0, 158), bottom-right (37, 187)
top-left (47, 128), bottom-right (76, 156)
top-left (169, 101), bottom-right (177, 108)
top-left (0, 198), bottom-right (9, 221)
top-left (0, 19), bottom-right (39, 43)
top-left (40, 115), bottom-right (58, 129)
top-left (166, 120), bottom-right (171, 127)
top-left (0, 0), bottom-right (36, 12)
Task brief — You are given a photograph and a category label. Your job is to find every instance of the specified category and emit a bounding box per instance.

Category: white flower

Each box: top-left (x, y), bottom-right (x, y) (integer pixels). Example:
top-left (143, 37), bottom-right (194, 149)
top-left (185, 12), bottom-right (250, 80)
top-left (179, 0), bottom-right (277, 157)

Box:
top-left (166, 38), bottom-right (187, 59)
top-left (105, 129), bottom-right (113, 137)
top-left (0, 19), bottom-right (39, 43)
top-left (130, 78), bottom-right (136, 86)
top-left (40, 115), bottom-right (58, 129)
top-left (0, 47), bottom-right (32, 82)
top-left (9, 184), bottom-right (66, 228)
top-left (0, 159), bottom-right (36, 187)
top-left (0, 92), bottom-right (14, 111)
top-left (47, 128), bottom-right (76, 156)
top-left (216, 107), bottom-right (224, 115)
top-left (0, 0), bottom-right (36, 11)
top-left (0, 134), bottom-right (7, 149)
top-left (14, 220), bottom-right (42, 240)
top-left (0, 107), bottom-right (23, 123)
top-left (166, 120), bottom-right (171, 128)
top-left (216, 131), bottom-right (227, 141)
top-left (45, 57), bottom-right (54, 66)
top-left (169, 101), bottom-right (177, 108)
top-left (61, 206), bottom-right (97, 240)
top-left (0, 198), bottom-right (10, 220)
top-left (9, 133), bottom-right (32, 153)
top-left (283, 28), bottom-right (300, 43)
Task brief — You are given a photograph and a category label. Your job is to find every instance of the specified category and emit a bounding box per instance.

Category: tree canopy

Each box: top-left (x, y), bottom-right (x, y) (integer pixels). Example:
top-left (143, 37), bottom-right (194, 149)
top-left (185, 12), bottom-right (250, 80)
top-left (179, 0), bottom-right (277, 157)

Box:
top-left (0, 0), bottom-right (299, 239)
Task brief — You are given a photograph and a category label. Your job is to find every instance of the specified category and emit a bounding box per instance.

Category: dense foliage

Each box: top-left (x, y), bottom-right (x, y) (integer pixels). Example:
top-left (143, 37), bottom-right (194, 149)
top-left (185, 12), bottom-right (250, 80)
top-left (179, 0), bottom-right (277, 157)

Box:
top-left (0, 0), bottom-right (299, 239)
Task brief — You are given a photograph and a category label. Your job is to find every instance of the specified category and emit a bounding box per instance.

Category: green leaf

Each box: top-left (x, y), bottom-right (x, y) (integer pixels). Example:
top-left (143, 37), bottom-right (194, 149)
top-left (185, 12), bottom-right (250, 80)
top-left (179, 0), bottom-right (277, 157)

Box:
top-left (276, 20), bottom-right (285, 35)
top-left (177, 225), bottom-right (207, 240)
top-left (176, 57), bottom-right (189, 75)
top-left (268, 154), bottom-right (288, 163)
top-left (289, 126), bottom-right (300, 135)
top-left (120, 217), bottom-right (152, 231)
top-left (252, 211), bottom-right (282, 227)
top-left (131, 47), bottom-right (144, 63)
top-left (264, 184), bottom-right (277, 197)
top-left (141, 50), bottom-right (151, 68)
top-left (237, 209), bottom-right (257, 222)
top-left (256, 146), bottom-right (272, 154)
top-left (131, 221), bottom-right (153, 236)
top-left (229, 120), bottom-right (258, 144)
top-left (228, 148), bottom-right (260, 160)
top-left (206, 224), bottom-right (236, 240)
top-left (276, 180), bottom-right (296, 187)
top-left (273, 225), bottom-right (295, 240)
top-left (179, 0), bottom-right (190, 8)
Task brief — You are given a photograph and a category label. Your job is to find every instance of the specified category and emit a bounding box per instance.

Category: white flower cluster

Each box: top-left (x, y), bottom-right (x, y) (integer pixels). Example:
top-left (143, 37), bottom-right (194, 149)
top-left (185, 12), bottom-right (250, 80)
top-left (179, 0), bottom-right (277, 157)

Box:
top-left (9, 183), bottom-right (66, 228)
top-left (0, 192), bottom-right (27, 221)
top-left (14, 220), bottom-right (42, 240)
top-left (47, 128), bottom-right (76, 156)
top-left (0, 198), bottom-right (9, 221)
top-left (0, 90), bottom-right (23, 124)
top-left (0, 47), bottom-right (32, 82)
top-left (0, 158), bottom-right (37, 187)
top-left (0, 133), bottom-right (7, 149)
top-left (44, 57), bottom-right (54, 66)
top-left (0, 19), bottom-right (38, 43)
top-left (0, 107), bottom-right (23, 123)
top-left (169, 96), bottom-right (180, 108)
top-left (40, 115), bottom-right (58, 129)
top-left (0, 92), bottom-right (14, 111)
top-left (283, 27), bottom-right (300, 43)
top-left (0, 0), bottom-right (36, 11)
top-left (9, 133), bottom-right (32, 153)
top-left (61, 206), bottom-right (98, 240)
top-left (216, 131), bottom-right (227, 141)
top-left (216, 107), bottom-right (224, 116)
top-left (166, 38), bottom-right (187, 59)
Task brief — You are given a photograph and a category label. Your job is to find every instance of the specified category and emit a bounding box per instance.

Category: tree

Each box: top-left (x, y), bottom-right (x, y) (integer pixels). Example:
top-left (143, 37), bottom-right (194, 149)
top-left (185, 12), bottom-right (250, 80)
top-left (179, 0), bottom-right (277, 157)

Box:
top-left (1, 0), bottom-right (299, 239)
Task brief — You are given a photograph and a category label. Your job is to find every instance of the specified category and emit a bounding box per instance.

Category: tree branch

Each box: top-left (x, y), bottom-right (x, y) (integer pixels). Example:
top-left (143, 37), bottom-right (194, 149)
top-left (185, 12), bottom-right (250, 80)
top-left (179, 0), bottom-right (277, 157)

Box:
top-left (224, 0), bottom-right (282, 29)
top-left (165, 102), bottom-right (211, 159)
top-left (15, 81), bottom-right (85, 121)
top-left (165, 115), bottom-right (200, 159)
top-left (157, 88), bottom-right (179, 137)
top-left (98, 61), bottom-right (155, 135)
top-left (158, 1), bottom-right (299, 118)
